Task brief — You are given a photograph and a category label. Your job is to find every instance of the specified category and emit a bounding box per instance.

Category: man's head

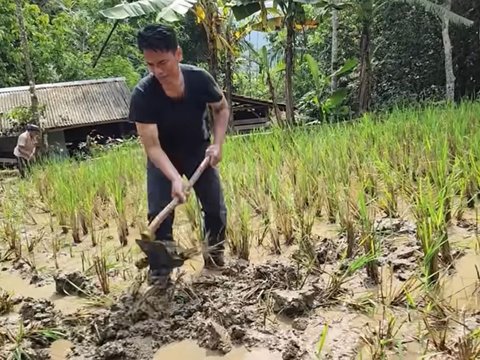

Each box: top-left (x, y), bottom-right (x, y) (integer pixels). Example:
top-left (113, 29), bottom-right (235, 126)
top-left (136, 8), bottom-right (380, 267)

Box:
top-left (137, 24), bottom-right (183, 83)
top-left (26, 124), bottom-right (40, 133)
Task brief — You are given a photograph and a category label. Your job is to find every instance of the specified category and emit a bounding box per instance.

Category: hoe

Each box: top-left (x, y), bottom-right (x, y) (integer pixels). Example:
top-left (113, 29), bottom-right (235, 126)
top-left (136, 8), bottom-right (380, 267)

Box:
top-left (135, 156), bottom-right (211, 272)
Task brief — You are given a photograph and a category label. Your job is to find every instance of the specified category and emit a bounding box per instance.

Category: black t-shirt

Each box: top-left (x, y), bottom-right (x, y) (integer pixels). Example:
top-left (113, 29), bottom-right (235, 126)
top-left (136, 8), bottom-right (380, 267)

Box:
top-left (129, 64), bottom-right (223, 155)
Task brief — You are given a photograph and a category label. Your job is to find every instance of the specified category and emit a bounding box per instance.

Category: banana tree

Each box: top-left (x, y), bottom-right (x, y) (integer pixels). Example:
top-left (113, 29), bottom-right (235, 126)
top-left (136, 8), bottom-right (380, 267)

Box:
top-left (303, 55), bottom-right (357, 121)
top-left (394, 0), bottom-right (474, 102)
top-left (230, 0), bottom-right (334, 125)
top-left (100, 0), bottom-right (249, 128)
top-left (248, 45), bottom-right (284, 124)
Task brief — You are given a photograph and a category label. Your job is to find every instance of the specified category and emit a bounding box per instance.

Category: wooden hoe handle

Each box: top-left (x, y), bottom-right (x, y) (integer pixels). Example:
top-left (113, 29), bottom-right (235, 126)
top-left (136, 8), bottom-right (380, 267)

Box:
top-left (147, 156), bottom-right (211, 236)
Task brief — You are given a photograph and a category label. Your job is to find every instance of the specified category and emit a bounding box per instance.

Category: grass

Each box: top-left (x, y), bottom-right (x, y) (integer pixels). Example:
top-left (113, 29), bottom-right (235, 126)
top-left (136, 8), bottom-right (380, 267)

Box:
top-left (1, 101), bottom-right (480, 358)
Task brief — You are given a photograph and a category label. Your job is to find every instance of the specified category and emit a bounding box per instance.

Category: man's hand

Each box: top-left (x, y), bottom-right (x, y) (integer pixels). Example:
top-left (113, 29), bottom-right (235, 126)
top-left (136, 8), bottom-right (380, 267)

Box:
top-left (171, 178), bottom-right (187, 203)
top-left (206, 144), bottom-right (222, 167)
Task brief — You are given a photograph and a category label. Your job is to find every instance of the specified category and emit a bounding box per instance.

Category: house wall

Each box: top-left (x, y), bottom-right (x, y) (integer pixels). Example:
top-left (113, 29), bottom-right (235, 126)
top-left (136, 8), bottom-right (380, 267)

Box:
top-left (63, 121), bottom-right (136, 154)
top-left (0, 136), bottom-right (17, 158)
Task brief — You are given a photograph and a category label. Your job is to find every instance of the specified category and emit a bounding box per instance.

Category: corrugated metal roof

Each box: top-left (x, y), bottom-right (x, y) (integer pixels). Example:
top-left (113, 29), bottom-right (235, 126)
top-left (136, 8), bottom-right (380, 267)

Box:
top-left (0, 77), bottom-right (131, 133)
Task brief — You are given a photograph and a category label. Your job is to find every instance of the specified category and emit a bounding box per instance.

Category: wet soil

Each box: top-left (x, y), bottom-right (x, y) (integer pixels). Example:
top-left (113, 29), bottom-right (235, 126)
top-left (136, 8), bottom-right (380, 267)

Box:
top-left (1, 208), bottom-right (479, 359)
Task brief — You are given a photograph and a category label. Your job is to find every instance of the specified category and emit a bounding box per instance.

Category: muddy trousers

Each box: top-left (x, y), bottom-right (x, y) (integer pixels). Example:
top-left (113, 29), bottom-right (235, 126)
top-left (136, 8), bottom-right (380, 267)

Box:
top-left (146, 151), bottom-right (227, 273)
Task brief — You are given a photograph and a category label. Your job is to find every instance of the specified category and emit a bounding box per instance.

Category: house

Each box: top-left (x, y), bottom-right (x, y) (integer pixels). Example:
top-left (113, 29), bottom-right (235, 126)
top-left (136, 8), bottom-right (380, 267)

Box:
top-left (229, 93), bottom-right (286, 133)
top-left (0, 78), bottom-right (134, 163)
top-left (0, 77), bottom-right (284, 166)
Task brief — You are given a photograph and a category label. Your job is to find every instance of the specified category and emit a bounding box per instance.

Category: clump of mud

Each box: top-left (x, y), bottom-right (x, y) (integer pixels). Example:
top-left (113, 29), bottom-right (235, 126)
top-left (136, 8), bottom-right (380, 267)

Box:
top-left (19, 297), bottom-right (59, 327)
top-left (0, 298), bottom-right (70, 359)
top-left (375, 217), bottom-right (415, 235)
top-left (54, 271), bottom-right (98, 296)
top-left (65, 259), bottom-right (318, 360)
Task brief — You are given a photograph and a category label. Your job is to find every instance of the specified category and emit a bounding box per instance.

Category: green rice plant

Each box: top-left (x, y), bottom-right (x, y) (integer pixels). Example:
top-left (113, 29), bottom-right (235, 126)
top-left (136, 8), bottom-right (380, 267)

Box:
top-left (107, 174), bottom-right (129, 246)
top-left (77, 164), bottom-right (98, 246)
top-left (290, 162), bottom-right (318, 241)
top-left (0, 191), bottom-right (22, 259)
top-left (338, 186), bottom-right (358, 258)
top-left (227, 195), bottom-right (251, 260)
top-left (322, 253), bottom-right (376, 303)
top-left (412, 179), bottom-right (453, 285)
top-left (379, 269), bottom-right (421, 308)
top-left (360, 307), bottom-right (407, 360)
top-left (268, 172), bottom-right (295, 246)
top-left (184, 192), bottom-right (201, 235)
top-left (356, 190), bottom-right (380, 284)
top-left (375, 160), bottom-right (399, 218)
top-left (315, 323), bottom-right (329, 359)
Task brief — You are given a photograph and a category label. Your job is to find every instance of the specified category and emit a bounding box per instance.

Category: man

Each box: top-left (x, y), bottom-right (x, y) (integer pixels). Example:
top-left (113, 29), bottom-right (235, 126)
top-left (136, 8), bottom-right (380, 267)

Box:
top-left (13, 124), bottom-right (40, 177)
top-left (129, 24), bottom-right (230, 286)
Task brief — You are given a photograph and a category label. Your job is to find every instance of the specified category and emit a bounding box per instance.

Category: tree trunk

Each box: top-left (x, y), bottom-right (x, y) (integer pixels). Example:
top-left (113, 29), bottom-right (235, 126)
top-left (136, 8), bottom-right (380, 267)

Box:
top-left (266, 70), bottom-right (282, 125)
top-left (285, 0), bottom-right (295, 125)
top-left (225, 27), bottom-right (234, 130)
top-left (358, 20), bottom-right (371, 114)
top-left (331, 0), bottom-right (339, 92)
top-left (442, 0), bottom-right (455, 102)
top-left (15, 0), bottom-right (39, 124)
top-left (205, 0), bottom-right (219, 81)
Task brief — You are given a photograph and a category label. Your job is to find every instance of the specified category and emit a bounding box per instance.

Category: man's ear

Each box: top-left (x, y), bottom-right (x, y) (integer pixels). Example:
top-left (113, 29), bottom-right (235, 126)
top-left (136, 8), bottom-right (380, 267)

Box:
top-left (176, 46), bottom-right (183, 62)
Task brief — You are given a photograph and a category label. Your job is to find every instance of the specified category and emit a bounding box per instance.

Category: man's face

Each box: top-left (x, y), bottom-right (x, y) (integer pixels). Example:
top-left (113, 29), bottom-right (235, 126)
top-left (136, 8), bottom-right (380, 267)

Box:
top-left (144, 47), bottom-right (182, 83)
top-left (29, 131), bottom-right (40, 141)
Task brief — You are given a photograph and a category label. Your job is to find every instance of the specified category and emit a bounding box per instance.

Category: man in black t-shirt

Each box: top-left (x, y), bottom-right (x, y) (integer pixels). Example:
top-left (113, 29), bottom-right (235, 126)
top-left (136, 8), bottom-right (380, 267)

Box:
top-left (129, 24), bottom-right (230, 287)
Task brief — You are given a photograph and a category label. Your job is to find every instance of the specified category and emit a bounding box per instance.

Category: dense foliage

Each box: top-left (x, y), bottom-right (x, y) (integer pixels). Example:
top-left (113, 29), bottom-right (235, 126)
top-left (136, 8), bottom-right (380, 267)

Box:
top-left (1, 0), bottom-right (479, 120)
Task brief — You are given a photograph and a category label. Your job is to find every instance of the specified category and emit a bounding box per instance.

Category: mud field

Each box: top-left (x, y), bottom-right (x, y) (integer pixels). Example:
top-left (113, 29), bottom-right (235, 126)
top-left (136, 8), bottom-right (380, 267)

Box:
top-left (0, 197), bottom-right (479, 360)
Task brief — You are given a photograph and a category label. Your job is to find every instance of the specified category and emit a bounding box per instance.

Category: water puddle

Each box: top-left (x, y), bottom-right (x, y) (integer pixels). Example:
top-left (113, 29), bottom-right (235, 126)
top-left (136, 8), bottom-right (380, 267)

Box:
top-left (0, 271), bottom-right (86, 314)
top-left (442, 252), bottom-right (480, 310)
top-left (49, 339), bottom-right (73, 360)
top-left (153, 340), bottom-right (282, 360)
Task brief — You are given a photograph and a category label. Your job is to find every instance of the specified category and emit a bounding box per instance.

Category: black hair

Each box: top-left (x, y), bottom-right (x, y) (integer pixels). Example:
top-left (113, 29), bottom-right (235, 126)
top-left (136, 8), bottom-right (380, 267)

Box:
top-left (26, 124), bottom-right (40, 132)
top-left (137, 24), bottom-right (178, 53)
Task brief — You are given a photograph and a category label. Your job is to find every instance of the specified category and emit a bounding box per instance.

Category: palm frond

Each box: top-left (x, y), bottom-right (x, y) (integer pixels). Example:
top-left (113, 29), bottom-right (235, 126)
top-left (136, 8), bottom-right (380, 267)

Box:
top-left (399, 0), bottom-right (473, 27)
top-left (99, 0), bottom-right (197, 22)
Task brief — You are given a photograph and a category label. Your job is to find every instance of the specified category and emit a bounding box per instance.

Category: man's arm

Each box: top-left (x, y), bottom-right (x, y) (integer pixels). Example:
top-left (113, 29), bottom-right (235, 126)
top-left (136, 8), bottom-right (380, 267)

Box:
top-left (136, 123), bottom-right (181, 183)
top-left (136, 123), bottom-right (187, 202)
top-left (209, 95), bottom-right (230, 147)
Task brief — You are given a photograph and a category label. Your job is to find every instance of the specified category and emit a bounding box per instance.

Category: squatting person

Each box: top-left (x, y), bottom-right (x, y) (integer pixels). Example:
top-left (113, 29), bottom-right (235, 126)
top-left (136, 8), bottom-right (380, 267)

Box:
top-left (129, 24), bottom-right (230, 286)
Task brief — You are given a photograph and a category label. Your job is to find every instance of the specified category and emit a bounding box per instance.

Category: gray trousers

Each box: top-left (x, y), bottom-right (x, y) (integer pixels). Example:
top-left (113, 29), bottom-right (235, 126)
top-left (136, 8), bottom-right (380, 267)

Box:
top-left (146, 146), bottom-right (227, 271)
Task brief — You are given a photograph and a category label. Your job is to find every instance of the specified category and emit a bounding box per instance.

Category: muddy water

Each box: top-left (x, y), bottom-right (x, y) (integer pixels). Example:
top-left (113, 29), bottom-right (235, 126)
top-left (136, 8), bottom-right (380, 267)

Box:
top-left (49, 340), bottom-right (73, 360)
top-left (443, 252), bottom-right (480, 310)
top-left (0, 271), bottom-right (85, 314)
top-left (153, 340), bottom-right (282, 360)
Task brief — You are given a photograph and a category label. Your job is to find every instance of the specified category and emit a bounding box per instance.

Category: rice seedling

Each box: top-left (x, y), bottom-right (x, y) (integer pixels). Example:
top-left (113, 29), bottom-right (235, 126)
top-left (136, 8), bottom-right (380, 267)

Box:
top-left (93, 254), bottom-right (110, 295)
top-left (0, 191), bottom-right (23, 259)
top-left (411, 179), bottom-right (454, 285)
top-left (454, 328), bottom-right (480, 360)
top-left (321, 253), bottom-right (376, 303)
top-left (360, 307), bottom-right (407, 359)
top-left (379, 269), bottom-right (421, 308)
top-left (314, 323), bottom-right (329, 359)
top-left (0, 289), bottom-right (14, 315)
top-left (338, 186), bottom-right (358, 258)
top-left (356, 189), bottom-right (380, 284)
top-left (227, 195), bottom-right (251, 260)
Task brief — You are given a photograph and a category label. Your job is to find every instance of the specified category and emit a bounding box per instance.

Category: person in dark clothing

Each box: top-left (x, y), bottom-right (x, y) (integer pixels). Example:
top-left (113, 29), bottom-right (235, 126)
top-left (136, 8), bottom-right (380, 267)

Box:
top-left (129, 24), bottom-right (230, 287)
